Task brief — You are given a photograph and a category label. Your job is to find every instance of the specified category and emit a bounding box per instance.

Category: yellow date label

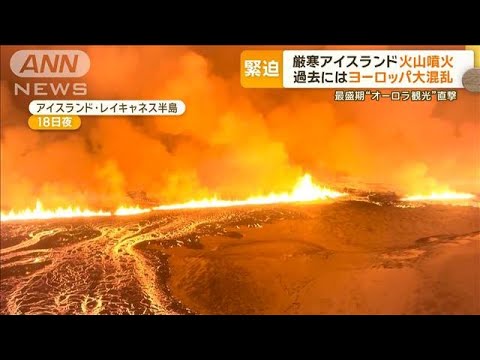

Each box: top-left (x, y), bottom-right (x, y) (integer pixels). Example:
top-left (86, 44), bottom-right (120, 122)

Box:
top-left (28, 115), bottom-right (81, 130)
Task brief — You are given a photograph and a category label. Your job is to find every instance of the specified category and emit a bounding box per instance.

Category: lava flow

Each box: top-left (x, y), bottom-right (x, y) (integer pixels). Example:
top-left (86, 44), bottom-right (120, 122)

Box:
top-left (114, 206), bottom-right (151, 216)
top-left (0, 202), bottom-right (154, 222)
top-left (401, 192), bottom-right (476, 202)
top-left (0, 174), bottom-right (345, 222)
top-left (0, 200), bottom-right (112, 222)
top-left (154, 174), bottom-right (345, 210)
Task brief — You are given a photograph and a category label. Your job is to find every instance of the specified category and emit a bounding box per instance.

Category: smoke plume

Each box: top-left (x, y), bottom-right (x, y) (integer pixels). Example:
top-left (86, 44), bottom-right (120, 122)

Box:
top-left (1, 45), bottom-right (478, 210)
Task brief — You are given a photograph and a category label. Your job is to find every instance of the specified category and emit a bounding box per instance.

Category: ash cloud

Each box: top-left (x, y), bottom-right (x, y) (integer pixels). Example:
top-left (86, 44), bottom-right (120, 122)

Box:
top-left (1, 46), bottom-right (478, 210)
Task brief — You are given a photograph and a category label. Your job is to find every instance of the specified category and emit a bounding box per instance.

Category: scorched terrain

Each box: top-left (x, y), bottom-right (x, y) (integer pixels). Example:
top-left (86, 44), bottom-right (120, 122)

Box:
top-left (1, 200), bottom-right (479, 314)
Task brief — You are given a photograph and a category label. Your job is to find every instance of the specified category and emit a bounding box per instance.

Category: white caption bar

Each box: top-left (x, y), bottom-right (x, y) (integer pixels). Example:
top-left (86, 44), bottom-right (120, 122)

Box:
top-left (29, 100), bottom-right (186, 116)
top-left (283, 50), bottom-right (474, 88)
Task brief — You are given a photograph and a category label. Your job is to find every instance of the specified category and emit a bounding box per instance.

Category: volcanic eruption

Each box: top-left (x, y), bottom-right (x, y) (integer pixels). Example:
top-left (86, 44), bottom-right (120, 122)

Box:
top-left (1, 45), bottom-right (478, 315)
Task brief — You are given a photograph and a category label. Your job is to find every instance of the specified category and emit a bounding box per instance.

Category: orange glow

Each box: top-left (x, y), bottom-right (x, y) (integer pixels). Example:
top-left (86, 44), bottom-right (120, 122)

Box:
top-left (154, 174), bottom-right (345, 210)
top-left (114, 206), bottom-right (151, 216)
top-left (2, 46), bottom-right (479, 224)
top-left (0, 174), bottom-right (344, 222)
top-left (401, 192), bottom-right (475, 202)
top-left (0, 200), bottom-right (111, 222)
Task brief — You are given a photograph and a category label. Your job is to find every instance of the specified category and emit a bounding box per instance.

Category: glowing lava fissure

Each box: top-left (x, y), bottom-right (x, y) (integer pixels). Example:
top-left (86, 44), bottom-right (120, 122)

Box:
top-left (401, 192), bottom-right (476, 202)
top-left (0, 200), bottom-right (112, 222)
top-left (154, 174), bottom-right (345, 210)
top-left (0, 174), bottom-right (345, 222)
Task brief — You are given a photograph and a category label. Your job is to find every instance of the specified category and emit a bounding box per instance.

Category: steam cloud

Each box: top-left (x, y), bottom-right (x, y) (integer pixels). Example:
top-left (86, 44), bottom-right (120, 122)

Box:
top-left (1, 45), bottom-right (479, 210)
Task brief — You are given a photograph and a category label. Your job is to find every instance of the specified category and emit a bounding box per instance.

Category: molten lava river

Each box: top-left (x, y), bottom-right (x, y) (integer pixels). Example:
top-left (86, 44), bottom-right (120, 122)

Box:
top-left (1, 176), bottom-right (479, 315)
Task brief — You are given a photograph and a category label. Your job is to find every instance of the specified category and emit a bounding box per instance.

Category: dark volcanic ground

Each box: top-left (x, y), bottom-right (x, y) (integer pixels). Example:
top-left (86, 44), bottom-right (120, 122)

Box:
top-left (1, 200), bottom-right (479, 314)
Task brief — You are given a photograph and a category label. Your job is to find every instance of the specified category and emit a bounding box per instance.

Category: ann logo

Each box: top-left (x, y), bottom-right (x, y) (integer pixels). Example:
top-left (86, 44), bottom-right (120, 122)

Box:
top-left (20, 54), bottom-right (79, 74)
top-left (10, 50), bottom-right (90, 78)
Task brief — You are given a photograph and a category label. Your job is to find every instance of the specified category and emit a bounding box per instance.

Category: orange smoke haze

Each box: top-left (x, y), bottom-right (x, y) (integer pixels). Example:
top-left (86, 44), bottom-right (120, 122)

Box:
top-left (1, 45), bottom-right (479, 212)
